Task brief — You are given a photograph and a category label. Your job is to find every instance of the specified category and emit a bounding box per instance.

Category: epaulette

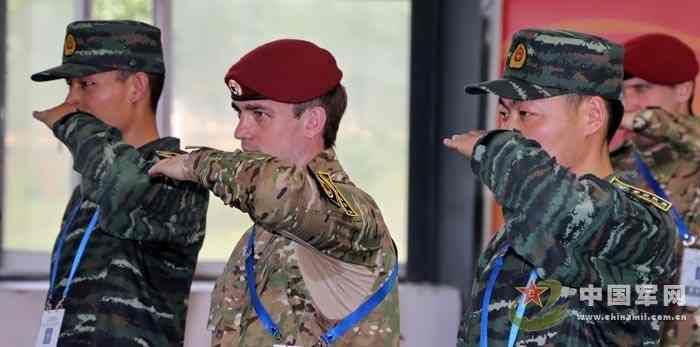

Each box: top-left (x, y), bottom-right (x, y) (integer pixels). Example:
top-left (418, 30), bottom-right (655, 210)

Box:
top-left (610, 176), bottom-right (672, 212)
top-left (312, 170), bottom-right (359, 217)
top-left (154, 149), bottom-right (187, 159)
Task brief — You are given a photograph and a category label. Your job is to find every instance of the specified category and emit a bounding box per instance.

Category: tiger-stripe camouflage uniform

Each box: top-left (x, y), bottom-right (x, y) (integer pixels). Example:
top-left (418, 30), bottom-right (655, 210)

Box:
top-left (31, 20), bottom-right (210, 346)
top-left (457, 130), bottom-right (678, 346)
top-left (46, 113), bottom-right (209, 345)
top-left (457, 29), bottom-right (680, 346)
top-left (186, 148), bottom-right (400, 347)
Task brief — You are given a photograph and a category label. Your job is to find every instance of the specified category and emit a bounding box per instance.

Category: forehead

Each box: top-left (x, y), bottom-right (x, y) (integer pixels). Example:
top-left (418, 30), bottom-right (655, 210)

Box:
top-left (67, 70), bottom-right (119, 82)
top-left (233, 99), bottom-right (291, 110)
top-left (499, 95), bottom-right (569, 109)
top-left (623, 77), bottom-right (654, 86)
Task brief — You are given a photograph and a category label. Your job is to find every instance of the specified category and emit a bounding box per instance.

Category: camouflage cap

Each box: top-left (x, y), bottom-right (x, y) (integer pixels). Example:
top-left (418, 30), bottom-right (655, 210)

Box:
top-left (465, 29), bottom-right (623, 100)
top-left (31, 20), bottom-right (165, 82)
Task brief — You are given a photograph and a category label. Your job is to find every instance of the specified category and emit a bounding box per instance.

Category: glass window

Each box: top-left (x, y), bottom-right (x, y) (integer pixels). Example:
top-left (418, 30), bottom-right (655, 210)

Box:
top-left (4, 0), bottom-right (151, 256)
top-left (4, 0), bottom-right (410, 265)
top-left (171, 0), bottom-right (411, 261)
top-left (92, 0), bottom-right (152, 23)
top-left (5, 0), bottom-right (75, 253)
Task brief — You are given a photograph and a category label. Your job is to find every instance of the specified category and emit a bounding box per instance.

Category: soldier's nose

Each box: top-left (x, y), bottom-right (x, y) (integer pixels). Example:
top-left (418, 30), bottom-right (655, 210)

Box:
top-left (234, 121), bottom-right (251, 140)
top-left (65, 92), bottom-right (80, 106)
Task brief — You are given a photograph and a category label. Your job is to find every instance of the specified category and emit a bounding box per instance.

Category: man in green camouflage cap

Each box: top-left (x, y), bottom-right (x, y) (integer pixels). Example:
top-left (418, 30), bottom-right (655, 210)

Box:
top-left (148, 39), bottom-right (400, 347)
top-left (31, 20), bottom-right (209, 346)
top-left (444, 29), bottom-right (679, 346)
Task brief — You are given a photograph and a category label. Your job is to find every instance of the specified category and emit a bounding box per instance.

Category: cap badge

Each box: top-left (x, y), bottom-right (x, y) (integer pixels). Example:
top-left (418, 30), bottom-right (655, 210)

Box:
top-left (63, 34), bottom-right (77, 57)
top-left (509, 43), bottom-right (527, 70)
top-left (228, 79), bottom-right (243, 97)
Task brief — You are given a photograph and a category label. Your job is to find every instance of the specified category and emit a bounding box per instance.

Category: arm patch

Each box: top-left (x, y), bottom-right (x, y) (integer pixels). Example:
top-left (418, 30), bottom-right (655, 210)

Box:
top-left (313, 170), bottom-right (360, 217)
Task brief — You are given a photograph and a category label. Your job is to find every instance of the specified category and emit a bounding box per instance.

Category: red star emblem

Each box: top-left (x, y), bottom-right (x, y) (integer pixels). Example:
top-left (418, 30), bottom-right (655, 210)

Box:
top-left (515, 281), bottom-right (549, 307)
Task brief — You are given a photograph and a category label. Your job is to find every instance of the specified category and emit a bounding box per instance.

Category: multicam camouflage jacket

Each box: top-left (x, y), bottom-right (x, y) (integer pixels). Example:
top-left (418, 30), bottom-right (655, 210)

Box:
top-left (186, 147), bottom-right (400, 347)
top-left (457, 130), bottom-right (679, 346)
top-left (47, 112), bottom-right (209, 346)
top-left (611, 107), bottom-right (700, 241)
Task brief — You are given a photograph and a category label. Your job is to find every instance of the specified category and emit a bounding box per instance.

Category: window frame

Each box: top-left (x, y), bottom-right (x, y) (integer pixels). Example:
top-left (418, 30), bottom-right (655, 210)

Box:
top-left (1, 0), bottom-right (417, 280)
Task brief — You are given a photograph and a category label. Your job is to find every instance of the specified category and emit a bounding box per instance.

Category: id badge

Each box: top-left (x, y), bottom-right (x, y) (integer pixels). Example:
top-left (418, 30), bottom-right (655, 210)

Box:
top-left (34, 309), bottom-right (65, 347)
top-left (681, 248), bottom-right (700, 307)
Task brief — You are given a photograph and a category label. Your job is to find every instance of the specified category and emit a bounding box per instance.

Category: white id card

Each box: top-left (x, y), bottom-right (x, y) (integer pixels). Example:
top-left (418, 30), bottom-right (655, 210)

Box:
top-left (34, 309), bottom-right (65, 347)
top-left (681, 248), bottom-right (700, 307)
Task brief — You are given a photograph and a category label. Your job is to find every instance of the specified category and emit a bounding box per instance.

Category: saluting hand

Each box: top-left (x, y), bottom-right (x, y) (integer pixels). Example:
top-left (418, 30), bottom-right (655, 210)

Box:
top-left (148, 154), bottom-right (196, 182)
top-left (443, 130), bottom-right (486, 158)
top-left (619, 112), bottom-right (636, 130)
top-left (33, 102), bottom-right (78, 129)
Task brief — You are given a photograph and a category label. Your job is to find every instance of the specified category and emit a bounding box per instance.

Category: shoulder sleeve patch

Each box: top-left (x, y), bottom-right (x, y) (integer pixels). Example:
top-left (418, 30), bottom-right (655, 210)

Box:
top-left (610, 176), bottom-right (672, 212)
top-left (313, 170), bottom-right (359, 217)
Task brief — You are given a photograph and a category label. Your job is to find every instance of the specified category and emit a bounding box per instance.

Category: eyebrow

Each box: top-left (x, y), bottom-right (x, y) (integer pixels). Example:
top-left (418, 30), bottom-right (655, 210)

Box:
top-left (498, 98), bottom-right (511, 109)
top-left (624, 82), bottom-right (652, 87)
top-left (241, 103), bottom-right (273, 117)
top-left (241, 103), bottom-right (270, 111)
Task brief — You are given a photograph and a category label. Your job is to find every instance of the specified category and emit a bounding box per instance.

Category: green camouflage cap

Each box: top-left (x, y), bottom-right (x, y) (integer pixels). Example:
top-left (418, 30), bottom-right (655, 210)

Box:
top-left (31, 20), bottom-right (165, 82)
top-left (465, 29), bottom-right (623, 100)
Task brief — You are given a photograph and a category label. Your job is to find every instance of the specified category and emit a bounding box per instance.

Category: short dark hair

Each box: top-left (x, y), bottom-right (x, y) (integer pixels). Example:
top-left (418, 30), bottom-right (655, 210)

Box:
top-left (116, 70), bottom-right (165, 114)
top-left (293, 84), bottom-right (347, 148)
top-left (566, 94), bottom-right (623, 142)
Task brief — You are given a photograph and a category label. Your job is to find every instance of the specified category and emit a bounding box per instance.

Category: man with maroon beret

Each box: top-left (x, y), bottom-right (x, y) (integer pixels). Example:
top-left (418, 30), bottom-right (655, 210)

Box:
top-left (148, 39), bottom-right (400, 346)
top-left (610, 33), bottom-right (700, 346)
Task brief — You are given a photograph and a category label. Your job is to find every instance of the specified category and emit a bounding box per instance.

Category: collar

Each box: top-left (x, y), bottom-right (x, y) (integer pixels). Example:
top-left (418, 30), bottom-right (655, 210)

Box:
top-left (306, 147), bottom-right (352, 185)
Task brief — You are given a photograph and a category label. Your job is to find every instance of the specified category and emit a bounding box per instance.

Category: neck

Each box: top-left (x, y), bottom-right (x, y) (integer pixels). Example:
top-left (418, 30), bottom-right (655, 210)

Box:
top-left (677, 104), bottom-right (692, 116)
top-left (121, 108), bottom-right (160, 148)
top-left (572, 140), bottom-right (615, 178)
top-left (292, 141), bottom-right (326, 168)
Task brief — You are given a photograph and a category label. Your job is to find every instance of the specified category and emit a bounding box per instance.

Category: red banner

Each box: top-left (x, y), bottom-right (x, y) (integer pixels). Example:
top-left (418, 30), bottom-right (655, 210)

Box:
top-left (501, 0), bottom-right (700, 111)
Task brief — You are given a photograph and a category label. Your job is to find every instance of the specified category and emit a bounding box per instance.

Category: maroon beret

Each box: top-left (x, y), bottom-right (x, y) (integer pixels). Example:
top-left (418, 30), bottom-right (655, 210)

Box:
top-left (224, 39), bottom-right (342, 103)
top-left (624, 33), bottom-right (699, 85)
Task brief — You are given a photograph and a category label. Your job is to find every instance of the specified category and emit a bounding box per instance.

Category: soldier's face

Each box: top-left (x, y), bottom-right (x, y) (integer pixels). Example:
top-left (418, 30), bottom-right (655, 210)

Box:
top-left (497, 96), bottom-right (588, 170)
top-left (622, 77), bottom-right (684, 115)
top-left (232, 99), bottom-right (306, 161)
top-left (610, 77), bottom-right (691, 149)
top-left (65, 71), bottom-right (133, 131)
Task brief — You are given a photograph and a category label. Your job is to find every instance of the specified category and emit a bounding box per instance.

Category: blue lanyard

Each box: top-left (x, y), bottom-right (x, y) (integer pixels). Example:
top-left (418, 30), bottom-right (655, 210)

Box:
top-left (633, 152), bottom-right (694, 246)
top-left (480, 244), bottom-right (537, 347)
top-left (48, 200), bottom-right (101, 307)
top-left (245, 227), bottom-right (399, 344)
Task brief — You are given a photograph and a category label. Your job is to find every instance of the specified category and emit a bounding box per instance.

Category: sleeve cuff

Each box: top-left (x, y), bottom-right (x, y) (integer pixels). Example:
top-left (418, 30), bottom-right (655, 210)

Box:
top-left (51, 111), bottom-right (92, 139)
top-left (470, 129), bottom-right (515, 174)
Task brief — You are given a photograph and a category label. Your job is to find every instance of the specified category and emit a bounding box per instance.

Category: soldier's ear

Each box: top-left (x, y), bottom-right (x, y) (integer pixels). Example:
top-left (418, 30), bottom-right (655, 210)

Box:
top-left (673, 80), bottom-right (694, 104)
top-left (127, 72), bottom-right (149, 105)
top-left (582, 96), bottom-right (606, 138)
top-left (301, 105), bottom-right (327, 139)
